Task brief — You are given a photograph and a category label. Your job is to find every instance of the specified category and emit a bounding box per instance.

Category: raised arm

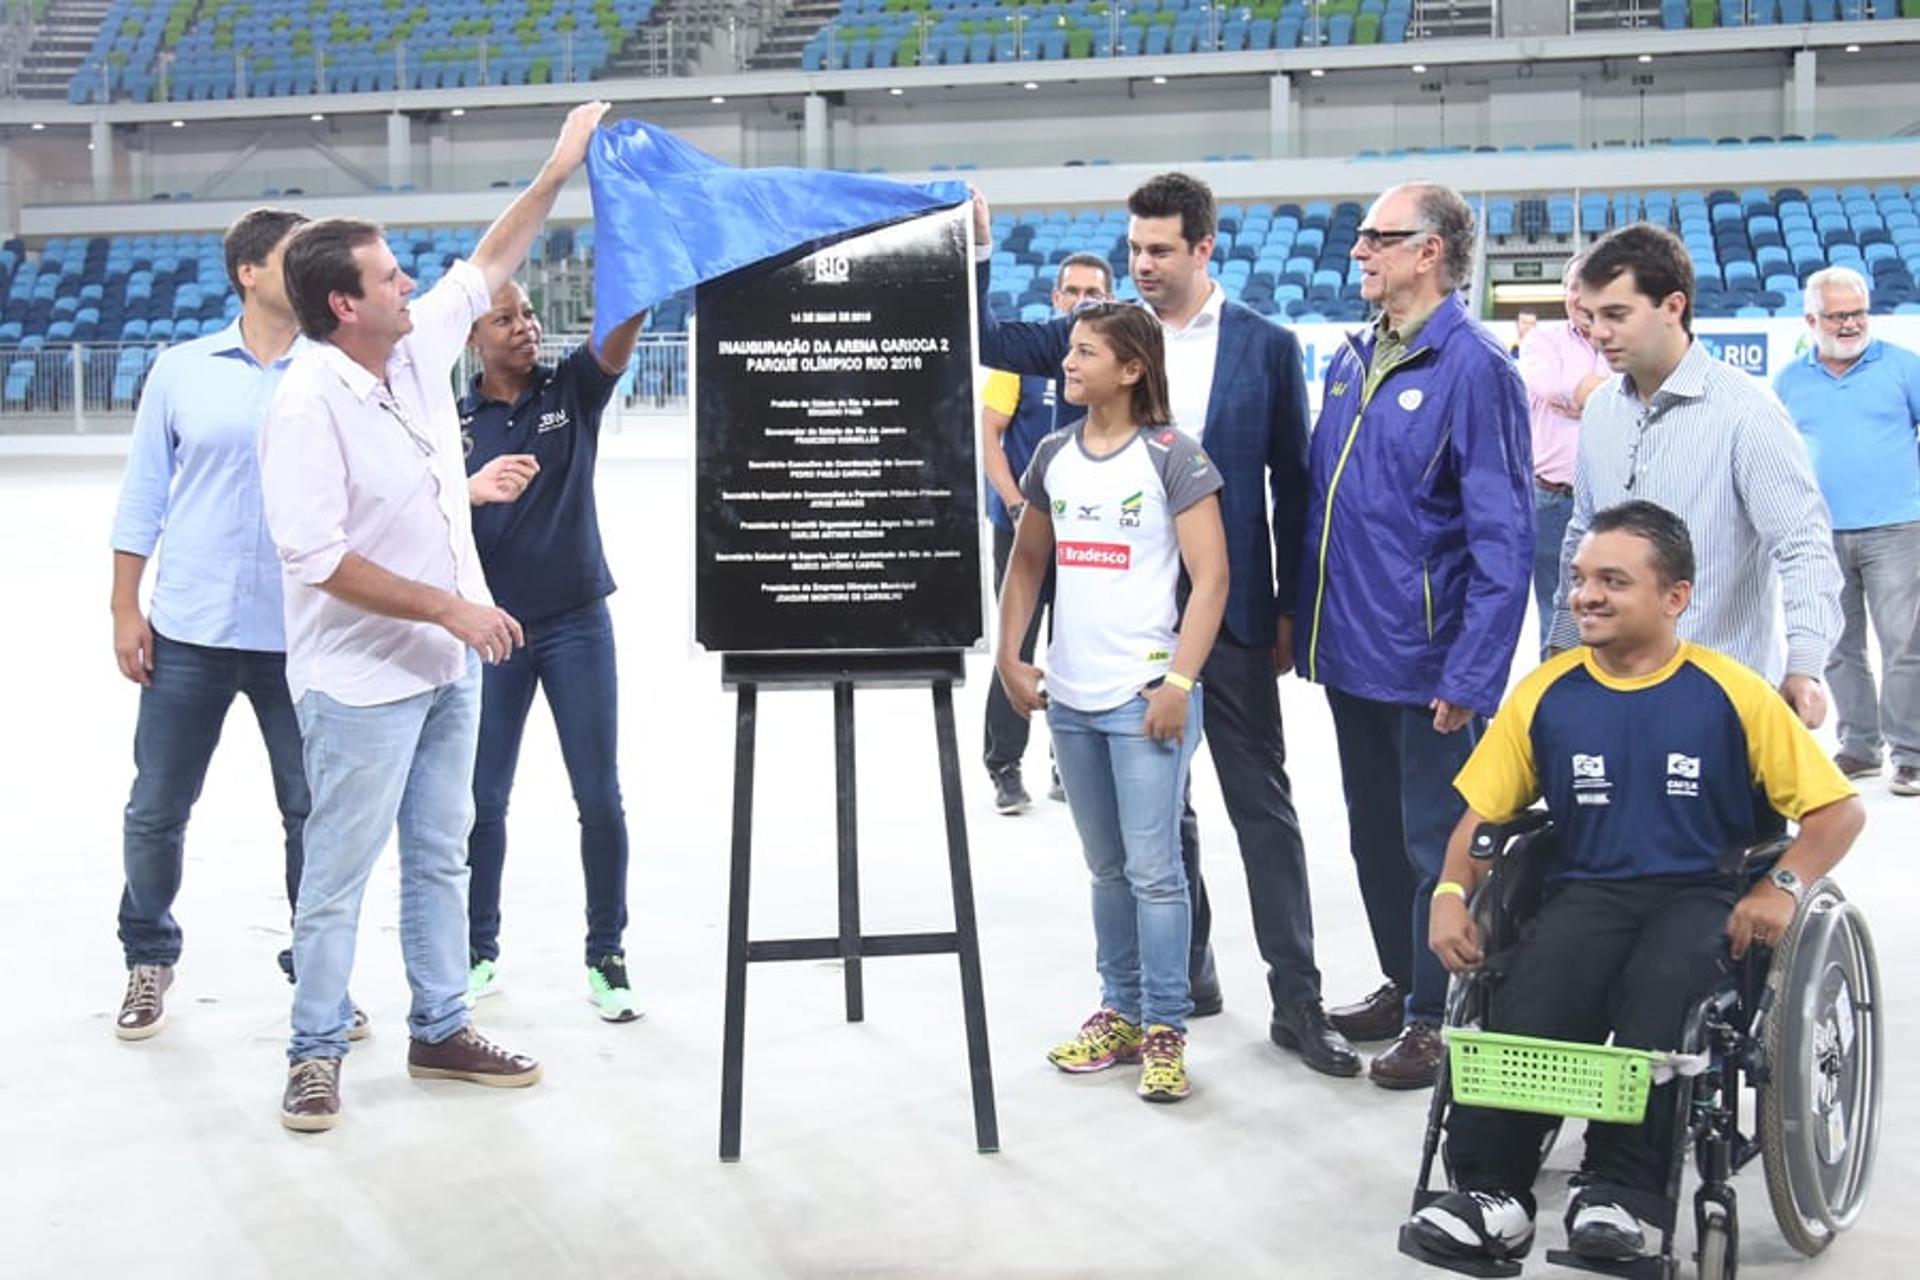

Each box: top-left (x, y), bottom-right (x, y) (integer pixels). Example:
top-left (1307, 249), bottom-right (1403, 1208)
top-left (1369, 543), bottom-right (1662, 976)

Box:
top-left (592, 309), bottom-right (646, 377)
top-left (470, 101), bottom-right (610, 296)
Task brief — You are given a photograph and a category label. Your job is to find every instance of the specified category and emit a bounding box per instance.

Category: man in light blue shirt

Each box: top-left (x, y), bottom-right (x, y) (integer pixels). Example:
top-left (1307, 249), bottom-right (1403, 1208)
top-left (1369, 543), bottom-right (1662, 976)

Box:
top-left (1775, 266), bottom-right (1920, 798)
top-left (106, 207), bottom-right (348, 1040)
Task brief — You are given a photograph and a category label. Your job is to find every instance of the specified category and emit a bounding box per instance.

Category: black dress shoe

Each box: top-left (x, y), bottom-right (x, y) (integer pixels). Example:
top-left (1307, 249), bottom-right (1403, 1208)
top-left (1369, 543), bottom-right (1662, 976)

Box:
top-left (1328, 979), bottom-right (1406, 1043)
top-left (1190, 976), bottom-right (1224, 1018)
top-left (1270, 1000), bottom-right (1363, 1077)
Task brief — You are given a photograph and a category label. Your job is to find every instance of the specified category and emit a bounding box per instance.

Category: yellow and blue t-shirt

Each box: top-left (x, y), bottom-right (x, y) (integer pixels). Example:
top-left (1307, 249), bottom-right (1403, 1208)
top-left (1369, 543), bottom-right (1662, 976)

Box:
top-left (1454, 643), bottom-right (1855, 882)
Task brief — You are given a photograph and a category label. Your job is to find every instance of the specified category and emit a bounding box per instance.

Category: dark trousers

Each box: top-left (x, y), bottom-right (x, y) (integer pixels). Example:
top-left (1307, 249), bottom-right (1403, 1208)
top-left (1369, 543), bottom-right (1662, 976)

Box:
top-left (118, 630), bottom-right (309, 967)
top-left (468, 597), bottom-right (630, 965)
top-left (1179, 635), bottom-right (1322, 1009)
top-left (1446, 878), bottom-right (1738, 1229)
top-left (983, 521), bottom-right (1053, 776)
top-left (1326, 687), bottom-right (1482, 1024)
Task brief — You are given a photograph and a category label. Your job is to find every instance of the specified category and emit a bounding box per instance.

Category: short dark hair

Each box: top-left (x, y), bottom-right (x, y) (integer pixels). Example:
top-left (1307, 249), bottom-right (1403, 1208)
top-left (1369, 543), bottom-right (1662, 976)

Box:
top-left (1055, 252), bottom-right (1113, 291)
top-left (1400, 182), bottom-right (1477, 291)
top-left (1588, 500), bottom-right (1696, 587)
top-left (1580, 223), bottom-right (1695, 334)
top-left (223, 207), bottom-right (308, 299)
top-left (282, 217), bottom-right (384, 340)
top-left (1071, 302), bottom-right (1172, 429)
top-left (1126, 173), bottom-right (1216, 250)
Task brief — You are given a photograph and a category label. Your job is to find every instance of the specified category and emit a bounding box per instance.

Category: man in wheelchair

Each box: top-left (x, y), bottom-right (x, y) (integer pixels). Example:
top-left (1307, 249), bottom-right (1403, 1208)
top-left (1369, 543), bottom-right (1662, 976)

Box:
top-left (1403, 500), bottom-right (1865, 1267)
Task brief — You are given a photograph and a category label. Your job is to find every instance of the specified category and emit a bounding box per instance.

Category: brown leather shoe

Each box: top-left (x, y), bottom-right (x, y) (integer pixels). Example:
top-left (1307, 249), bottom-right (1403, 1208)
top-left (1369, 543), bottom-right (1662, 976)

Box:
top-left (281, 1057), bottom-right (342, 1132)
top-left (1328, 980), bottom-right (1405, 1043)
top-left (1834, 751), bottom-right (1882, 780)
top-left (1369, 1021), bottom-right (1444, 1091)
top-left (407, 1025), bottom-right (542, 1087)
top-left (115, 964), bottom-right (173, 1041)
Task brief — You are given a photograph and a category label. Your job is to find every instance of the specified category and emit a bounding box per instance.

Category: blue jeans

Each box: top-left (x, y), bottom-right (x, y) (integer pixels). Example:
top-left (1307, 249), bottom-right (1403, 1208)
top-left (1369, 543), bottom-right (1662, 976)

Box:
top-left (1326, 688), bottom-right (1483, 1025)
top-left (118, 630), bottom-right (309, 967)
top-left (1532, 486), bottom-right (1574, 659)
top-left (468, 597), bottom-right (630, 965)
top-left (1048, 689), bottom-right (1203, 1033)
top-left (287, 661), bottom-right (480, 1061)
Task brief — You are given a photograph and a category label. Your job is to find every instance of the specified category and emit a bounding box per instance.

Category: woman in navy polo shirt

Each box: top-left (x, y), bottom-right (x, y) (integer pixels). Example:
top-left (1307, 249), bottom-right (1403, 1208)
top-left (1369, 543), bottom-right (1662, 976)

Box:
top-left (460, 280), bottom-right (646, 1021)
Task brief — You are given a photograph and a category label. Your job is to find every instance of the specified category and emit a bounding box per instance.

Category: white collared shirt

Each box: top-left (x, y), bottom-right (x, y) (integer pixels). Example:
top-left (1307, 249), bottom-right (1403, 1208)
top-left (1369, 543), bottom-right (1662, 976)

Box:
top-left (1158, 280), bottom-right (1225, 439)
top-left (259, 258), bottom-right (494, 706)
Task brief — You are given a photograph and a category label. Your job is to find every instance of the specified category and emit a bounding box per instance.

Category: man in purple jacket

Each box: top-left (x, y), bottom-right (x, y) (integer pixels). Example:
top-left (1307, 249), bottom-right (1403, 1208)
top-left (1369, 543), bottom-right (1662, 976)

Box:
top-left (1300, 182), bottom-right (1533, 1089)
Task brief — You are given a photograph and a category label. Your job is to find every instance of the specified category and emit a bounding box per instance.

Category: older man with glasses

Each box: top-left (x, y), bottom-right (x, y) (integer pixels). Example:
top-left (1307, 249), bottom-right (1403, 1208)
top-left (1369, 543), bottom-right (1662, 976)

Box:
top-left (1300, 181), bottom-right (1534, 1090)
top-left (1774, 266), bottom-right (1920, 796)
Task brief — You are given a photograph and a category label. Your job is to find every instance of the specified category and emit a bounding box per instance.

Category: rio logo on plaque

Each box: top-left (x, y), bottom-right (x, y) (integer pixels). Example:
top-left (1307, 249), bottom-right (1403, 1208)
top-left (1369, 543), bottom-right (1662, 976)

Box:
top-left (692, 204), bottom-right (983, 654)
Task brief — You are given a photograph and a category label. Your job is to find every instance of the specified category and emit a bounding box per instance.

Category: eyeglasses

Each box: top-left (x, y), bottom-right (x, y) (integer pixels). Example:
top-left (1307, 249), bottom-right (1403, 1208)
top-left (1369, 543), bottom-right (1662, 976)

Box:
top-left (1817, 309), bottom-right (1868, 326)
top-left (1355, 227), bottom-right (1430, 249)
top-left (375, 387), bottom-right (434, 458)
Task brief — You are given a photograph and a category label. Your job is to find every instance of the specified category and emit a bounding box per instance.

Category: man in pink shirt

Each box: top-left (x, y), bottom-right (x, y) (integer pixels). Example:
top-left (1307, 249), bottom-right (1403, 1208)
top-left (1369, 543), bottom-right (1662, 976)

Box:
top-left (1516, 255), bottom-right (1611, 653)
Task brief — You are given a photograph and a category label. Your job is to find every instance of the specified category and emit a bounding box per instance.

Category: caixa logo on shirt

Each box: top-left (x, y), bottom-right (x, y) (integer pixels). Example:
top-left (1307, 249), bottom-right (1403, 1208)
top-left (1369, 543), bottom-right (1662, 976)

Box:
top-left (1698, 333), bottom-right (1768, 376)
top-left (1057, 540), bottom-right (1131, 570)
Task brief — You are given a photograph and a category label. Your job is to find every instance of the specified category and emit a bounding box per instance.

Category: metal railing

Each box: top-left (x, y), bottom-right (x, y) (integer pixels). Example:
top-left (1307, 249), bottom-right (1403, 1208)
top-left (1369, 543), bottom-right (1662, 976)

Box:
top-left (0, 334), bottom-right (690, 432)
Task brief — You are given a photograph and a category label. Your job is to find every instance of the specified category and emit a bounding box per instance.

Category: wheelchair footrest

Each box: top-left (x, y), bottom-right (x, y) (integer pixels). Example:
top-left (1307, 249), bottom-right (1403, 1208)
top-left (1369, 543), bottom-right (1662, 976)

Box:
top-left (1396, 1224), bottom-right (1525, 1278)
top-left (1542, 1248), bottom-right (1676, 1280)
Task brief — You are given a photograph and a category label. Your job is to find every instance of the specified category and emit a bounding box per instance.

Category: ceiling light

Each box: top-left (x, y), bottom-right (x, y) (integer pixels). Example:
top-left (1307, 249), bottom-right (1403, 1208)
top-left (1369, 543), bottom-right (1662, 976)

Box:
top-left (1411, 63), bottom-right (1426, 74)
top-left (888, 86), bottom-right (903, 95)
top-left (1844, 42), bottom-right (1860, 52)
top-left (30, 121), bottom-right (45, 130)
top-left (1636, 53), bottom-right (1652, 63)
top-left (1309, 67), bottom-right (1324, 77)
top-left (309, 112), bottom-right (325, 121)
top-left (87, 142), bottom-right (95, 150)
top-left (450, 107), bottom-right (466, 117)
top-left (1152, 74), bottom-right (1167, 85)
top-left (1022, 81), bottom-right (1038, 90)
top-left (170, 119), bottom-right (184, 127)
top-left (710, 94), bottom-right (726, 103)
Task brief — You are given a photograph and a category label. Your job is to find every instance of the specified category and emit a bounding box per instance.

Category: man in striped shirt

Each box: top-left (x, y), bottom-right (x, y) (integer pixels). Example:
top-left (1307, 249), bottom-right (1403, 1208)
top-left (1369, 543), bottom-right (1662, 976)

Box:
top-left (1547, 224), bottom-right (1841, 726)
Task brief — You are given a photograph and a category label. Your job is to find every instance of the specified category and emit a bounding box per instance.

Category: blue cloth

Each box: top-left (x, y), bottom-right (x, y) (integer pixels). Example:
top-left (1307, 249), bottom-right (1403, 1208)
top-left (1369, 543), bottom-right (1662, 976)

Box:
top-left (1774, 338), bottom-right (1920, 532)
top-left (1300, 293), bottom-right (1533, 716)
top-left (1048, 689), bottom-right (1203, 1033)
top-left (461, 345), bottom-right (621, 624)
top-left (977, 263), bottom-right (1312, 648)
top-left (289, 660), bottom-right (480, 1061)
top-left (118, 630), bottom-right (308, 967)
top-left (469, 598), bottom-right (629, 965)
top-left (987, 373), bottom-right (1069, 532)
top-left (109, 320), bottom-right (305, 651)
top-left (587, 121), bottom-right (969, 347)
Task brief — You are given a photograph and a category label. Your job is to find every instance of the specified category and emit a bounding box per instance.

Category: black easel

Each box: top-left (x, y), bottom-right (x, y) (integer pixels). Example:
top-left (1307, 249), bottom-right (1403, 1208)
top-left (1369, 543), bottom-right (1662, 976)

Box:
top-left (717, 651), bottom-right (999, 1161)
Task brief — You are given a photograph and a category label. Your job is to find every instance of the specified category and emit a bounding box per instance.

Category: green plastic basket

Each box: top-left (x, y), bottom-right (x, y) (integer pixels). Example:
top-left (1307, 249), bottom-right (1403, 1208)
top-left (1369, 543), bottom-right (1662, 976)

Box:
top-left (1445, 1029), bottom-right (1656, 1124)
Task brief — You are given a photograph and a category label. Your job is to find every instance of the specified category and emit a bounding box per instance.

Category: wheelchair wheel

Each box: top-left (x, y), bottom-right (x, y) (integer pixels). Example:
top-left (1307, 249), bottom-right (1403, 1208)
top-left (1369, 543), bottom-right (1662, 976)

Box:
top-left (1697, 1217), bottom-right (1733, 1280)
top-left (1759, 880), bottom-right (1882, 1256)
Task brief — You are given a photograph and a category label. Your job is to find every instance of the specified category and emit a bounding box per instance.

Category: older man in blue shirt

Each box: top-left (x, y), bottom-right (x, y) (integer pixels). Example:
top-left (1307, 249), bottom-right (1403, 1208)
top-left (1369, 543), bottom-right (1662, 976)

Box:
top-left (1775, 265), bottom-right (1920, 797)
top-left (108, 207), bottom-right (332, 1040)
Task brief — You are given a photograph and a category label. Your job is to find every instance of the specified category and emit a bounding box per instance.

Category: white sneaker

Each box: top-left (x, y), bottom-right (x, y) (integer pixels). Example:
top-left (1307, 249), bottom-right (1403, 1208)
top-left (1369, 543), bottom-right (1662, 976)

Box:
top-left (1408, 1190), bottom-right (1536, 1261)
top-left (1567, 1200), bottom-right (1647, 1261)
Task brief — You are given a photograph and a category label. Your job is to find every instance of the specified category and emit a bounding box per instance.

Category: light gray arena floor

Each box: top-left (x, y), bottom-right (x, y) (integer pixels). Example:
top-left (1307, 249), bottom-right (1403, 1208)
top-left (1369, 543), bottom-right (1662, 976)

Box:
top-left (2, 448), bottom-right (1913, 1278)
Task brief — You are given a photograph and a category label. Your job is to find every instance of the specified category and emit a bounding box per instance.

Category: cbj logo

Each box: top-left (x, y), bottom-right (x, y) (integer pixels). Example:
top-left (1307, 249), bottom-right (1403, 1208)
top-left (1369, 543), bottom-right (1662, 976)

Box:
top-left (813, 253), bottom-right (851, 284)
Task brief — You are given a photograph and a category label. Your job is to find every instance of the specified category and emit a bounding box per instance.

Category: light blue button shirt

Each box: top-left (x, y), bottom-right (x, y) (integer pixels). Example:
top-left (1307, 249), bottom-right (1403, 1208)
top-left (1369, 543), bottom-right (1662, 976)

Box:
top-left (110, 319), bottom-right (306, 651)
top-left (1775, 338), bottom-right (1920, 533)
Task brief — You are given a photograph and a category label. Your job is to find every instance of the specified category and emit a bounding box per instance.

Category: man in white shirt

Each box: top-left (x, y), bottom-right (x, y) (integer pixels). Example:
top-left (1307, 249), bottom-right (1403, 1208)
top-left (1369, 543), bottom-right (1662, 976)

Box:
top-left (260, 101), bottom-right (608, 1133)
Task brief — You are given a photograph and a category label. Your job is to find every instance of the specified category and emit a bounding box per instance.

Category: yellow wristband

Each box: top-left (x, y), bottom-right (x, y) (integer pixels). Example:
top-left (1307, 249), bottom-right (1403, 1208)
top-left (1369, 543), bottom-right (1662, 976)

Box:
top-left (1432, 881), bottom-right (1467, 902)
top-left (1163, 671), bottom-right (1195, 692)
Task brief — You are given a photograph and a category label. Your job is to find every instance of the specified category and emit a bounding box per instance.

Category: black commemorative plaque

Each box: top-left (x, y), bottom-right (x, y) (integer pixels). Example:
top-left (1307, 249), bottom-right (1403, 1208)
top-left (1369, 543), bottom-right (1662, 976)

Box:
top-left (693, 205), bottom-right (982, 654)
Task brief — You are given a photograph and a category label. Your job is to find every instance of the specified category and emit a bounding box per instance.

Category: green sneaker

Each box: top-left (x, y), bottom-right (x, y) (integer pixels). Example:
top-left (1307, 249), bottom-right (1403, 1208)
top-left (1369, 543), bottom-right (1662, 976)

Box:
top-left (587, 955), bottom-right (644, 1023)
top-left (465, 958), bottom-right (499, 1007)
top-left (1137, 1025), bottom-right (1190, 1103)
top-left (1046, 1007), bottom-right (1144, 1074)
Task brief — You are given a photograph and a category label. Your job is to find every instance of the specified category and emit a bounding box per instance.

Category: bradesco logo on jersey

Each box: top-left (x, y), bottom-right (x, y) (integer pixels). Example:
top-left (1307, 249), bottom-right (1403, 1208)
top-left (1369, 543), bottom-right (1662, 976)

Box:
top-left (1058, 541), bottom-right (1132, 570)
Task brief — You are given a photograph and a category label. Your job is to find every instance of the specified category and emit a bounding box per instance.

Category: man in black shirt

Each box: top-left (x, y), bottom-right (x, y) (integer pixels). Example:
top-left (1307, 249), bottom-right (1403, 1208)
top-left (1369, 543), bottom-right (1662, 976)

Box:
top-left (460, 280), bottom-right (645, 1021)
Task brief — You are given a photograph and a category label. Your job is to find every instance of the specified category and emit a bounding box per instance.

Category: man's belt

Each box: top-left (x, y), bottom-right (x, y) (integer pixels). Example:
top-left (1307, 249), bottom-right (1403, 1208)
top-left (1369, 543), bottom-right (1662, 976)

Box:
top-left (1535, 477), bottom-right (1573, 497)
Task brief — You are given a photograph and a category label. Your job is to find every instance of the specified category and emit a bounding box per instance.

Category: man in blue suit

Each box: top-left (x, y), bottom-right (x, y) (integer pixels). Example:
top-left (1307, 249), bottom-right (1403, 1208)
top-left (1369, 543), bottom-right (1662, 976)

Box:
top-left (972, 175), bottom-right (1360, 1077)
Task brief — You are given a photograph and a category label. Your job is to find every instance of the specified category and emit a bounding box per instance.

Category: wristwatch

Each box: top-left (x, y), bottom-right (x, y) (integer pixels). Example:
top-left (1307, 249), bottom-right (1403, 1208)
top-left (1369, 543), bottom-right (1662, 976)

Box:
top-left (1768, 867), bottom-right (1804, 904)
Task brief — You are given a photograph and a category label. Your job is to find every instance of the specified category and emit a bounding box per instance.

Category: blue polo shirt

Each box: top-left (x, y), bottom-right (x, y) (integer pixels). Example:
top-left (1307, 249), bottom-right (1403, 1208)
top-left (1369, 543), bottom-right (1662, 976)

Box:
top-left (1774, 338), bottom-right (1920, 532)
top-left (987, 373), bottom-right (1080, 532)
top-left (460, 343), bottom-right (621, 624)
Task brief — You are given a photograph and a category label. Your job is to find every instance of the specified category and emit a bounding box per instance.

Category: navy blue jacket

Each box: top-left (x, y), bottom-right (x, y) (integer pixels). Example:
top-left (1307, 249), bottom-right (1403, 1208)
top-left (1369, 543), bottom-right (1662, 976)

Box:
top-left (976, 262), bottom-right (1312, 649)
top-left (1298, 293), bottom-right (1533, 716)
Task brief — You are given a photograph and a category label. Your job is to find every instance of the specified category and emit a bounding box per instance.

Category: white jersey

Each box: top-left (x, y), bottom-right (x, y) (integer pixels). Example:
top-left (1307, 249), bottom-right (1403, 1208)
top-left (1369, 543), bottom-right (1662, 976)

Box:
top-left (1021, 423), bottom-right (1223, 712)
